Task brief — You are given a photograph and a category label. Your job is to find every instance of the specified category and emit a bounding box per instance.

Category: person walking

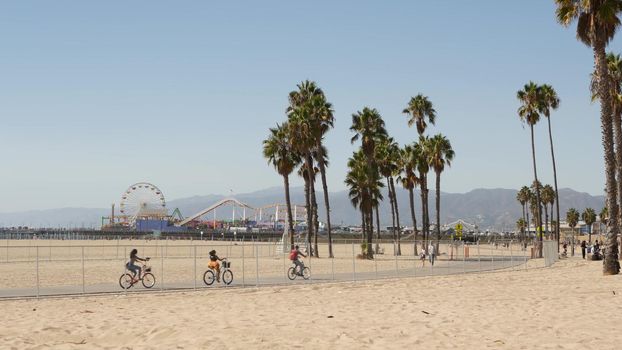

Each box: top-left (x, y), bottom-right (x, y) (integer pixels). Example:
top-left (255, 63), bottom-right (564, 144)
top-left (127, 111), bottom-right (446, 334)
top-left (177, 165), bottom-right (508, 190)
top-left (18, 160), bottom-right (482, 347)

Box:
top-left (428, 242), bottom-right (436, 266)
top-left (580, 240), bottom-right (587, 260)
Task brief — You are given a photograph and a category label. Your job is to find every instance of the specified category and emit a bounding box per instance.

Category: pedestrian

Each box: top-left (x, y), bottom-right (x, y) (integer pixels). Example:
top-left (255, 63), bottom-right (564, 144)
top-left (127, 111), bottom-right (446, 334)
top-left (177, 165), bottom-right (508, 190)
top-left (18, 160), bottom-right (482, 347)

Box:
top-left (420, 248), bottom-right (426, 267)
top-left (581, 240), bottom-right (587, 259)
top-left (428, 242), bottom-right (436, 266)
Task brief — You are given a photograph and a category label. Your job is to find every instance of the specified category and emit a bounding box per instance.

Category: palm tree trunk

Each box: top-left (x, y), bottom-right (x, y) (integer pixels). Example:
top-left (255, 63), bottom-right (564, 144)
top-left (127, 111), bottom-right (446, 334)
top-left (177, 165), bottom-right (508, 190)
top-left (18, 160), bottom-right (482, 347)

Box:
top-left (613, 96), bottom-right (622, 257)
top-left (387, 178), bottom-right (396, 241)
top-left (435, 170), bottom-right (441, 245)
top-left (529, 124), bottom-right (544, 258)
top-left (361, 207), bottom-right (366, 243)
top-left (595, 39), bottom-right (621, 274)
top-left (283, 174), bottom-right (295, 250)
top-left (521, 203), bottom-right (526, 242)
top-left (390, 177), bottom-right (401, 255)
top-left (375, 202), bottom-right (381, 254)
top-left (367, 206), bottom-right (374, 259)
top-left (303, 174), bottom-right (312, 253)
top-left (408, 187), bottom-right (418, 255)
top-left (546, 116), bottom-right (561, 250)
top-left (310, 174), bottom-right (319, 258)
top-left (316, 143), bottom-right (333, 258)
top-left (526, 202), bottom-right (531, 241)
top-left (420, 173), bottom-right (429, 244)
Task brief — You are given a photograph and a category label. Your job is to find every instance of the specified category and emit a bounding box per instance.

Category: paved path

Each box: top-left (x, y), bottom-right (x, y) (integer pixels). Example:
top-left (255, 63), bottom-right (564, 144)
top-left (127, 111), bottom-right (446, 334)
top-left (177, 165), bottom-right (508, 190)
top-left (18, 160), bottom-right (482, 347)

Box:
top-left (0, 255), bottom-right (529, 299)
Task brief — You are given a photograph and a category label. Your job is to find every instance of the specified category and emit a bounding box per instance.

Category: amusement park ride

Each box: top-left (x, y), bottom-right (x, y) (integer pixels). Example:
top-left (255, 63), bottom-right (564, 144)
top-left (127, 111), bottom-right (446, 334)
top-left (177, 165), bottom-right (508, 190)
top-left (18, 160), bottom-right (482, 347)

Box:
top-left (102, 182), bottom-right (306, 232)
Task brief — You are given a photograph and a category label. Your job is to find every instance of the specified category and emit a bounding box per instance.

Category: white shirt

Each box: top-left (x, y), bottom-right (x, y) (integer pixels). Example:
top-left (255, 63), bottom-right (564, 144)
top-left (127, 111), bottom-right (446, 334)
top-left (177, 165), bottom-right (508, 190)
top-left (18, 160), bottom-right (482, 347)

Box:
top-left (428, 244), bottom-right (435, 255)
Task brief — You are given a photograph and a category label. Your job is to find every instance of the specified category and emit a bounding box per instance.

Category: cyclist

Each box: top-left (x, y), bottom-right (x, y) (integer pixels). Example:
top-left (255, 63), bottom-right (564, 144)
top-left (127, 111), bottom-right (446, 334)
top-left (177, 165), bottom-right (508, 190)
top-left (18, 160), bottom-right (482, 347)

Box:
top-left (289, 245), bottom-right (307, 276)
top-left (126, 249), bottom-right (148, 282)
top-left (208, 250), bottom-right (224, 282)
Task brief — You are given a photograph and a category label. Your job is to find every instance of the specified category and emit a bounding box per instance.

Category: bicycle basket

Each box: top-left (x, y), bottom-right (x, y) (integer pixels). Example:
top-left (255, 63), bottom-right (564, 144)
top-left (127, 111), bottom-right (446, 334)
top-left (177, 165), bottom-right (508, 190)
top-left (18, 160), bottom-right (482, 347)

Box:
top-left (222, 261), bottom-right (231, 268)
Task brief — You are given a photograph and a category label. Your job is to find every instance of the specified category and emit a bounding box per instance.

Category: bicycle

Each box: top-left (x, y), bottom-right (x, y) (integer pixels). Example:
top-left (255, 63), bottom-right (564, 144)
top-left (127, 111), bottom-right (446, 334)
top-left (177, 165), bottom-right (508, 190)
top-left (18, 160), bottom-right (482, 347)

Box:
top-left (287, 261), bottom-right (310, 280)
top-left (203, 258), bottom-right (233, 286)
top-left (119, 258), bottom-right (156, 289)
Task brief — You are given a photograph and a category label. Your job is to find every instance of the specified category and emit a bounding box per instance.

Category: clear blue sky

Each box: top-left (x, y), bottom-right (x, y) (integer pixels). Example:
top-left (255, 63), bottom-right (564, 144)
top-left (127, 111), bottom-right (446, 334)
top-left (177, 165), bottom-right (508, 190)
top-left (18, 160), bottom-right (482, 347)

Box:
top-left (0, 1), bottom-right (617, 212)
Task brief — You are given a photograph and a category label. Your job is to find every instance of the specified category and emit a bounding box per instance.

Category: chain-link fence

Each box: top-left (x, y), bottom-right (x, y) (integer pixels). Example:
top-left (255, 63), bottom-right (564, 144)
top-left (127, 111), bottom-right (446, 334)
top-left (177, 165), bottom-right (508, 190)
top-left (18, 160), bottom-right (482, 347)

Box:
top-left (0, 238), bottom-right (548, 298)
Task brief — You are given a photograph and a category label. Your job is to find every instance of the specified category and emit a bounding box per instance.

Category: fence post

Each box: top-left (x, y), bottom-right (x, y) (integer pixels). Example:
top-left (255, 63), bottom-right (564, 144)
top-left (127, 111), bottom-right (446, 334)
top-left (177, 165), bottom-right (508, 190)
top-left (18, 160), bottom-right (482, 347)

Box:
top-left (160, 245), bottom-right (164, 291)
top-left (242, 241), bottom-right (246, 287)
top-left (351, 242), bottom-right (356, 282)
top-left (255, 244), bottom-right (259, 287)
top-left (394, 241), bottom-right (398, 277)
top-left (82, 246), bottom-right (85, 294)
top-left (331, 244), bottom-right (335, 281)
top-left (193, 245), bottom-right (197, 290)
top-left (491, 244), bottom-right (494, 270)
top-left (477, 241), bottom-right (481, 272)
top-left (36, 245), bottom-right (40, 298)
top-left (462, 242), bottom-right (466, 274)
top-left (510, 241), bottom-right (514, 270)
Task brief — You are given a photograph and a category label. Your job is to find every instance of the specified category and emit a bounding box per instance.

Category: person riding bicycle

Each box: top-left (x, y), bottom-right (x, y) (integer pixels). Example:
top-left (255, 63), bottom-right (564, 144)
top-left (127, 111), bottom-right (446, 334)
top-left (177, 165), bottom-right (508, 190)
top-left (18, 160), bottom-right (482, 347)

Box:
top-left (126, 249), bottom-right (148, 282)
top-left (289, 245), bottom-right (307, 276)
top-left (208, 250), bottom-right (224, 282)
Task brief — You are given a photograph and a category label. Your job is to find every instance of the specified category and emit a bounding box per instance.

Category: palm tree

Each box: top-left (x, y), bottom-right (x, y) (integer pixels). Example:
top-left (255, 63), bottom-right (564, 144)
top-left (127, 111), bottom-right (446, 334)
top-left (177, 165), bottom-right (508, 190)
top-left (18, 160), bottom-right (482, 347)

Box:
top-left (400, 144), bottom-right (420, 253)
top-left (556, 0), bottom-right (622, 274)
top-left (404, 95), bottom-right (436, 245)
top-left (516, 218), bottom-right (527, 235)
top-left (600, 206), bottom-right (609, 235)
top-left (539, 84), bottom-right (561, 246)
top-left (403, 94), bottom-right (436, 135)
top-left (413, 136), bottom-right (432, 245)
top-left (350, 108), bottom-right (388, 258)
top-left (567, 208), bottom-right (580, 255)
top-left (263, 122), bottom-right (301, 249)
top-left (345, 151), bottom-right (383, 259)
top-left (428, 134), bottom-right (455, 246)
top-left (518, 82), bottom-right (545, 257)
top-left (287, 80), bottom-right (335, 258)
top-left (582, 208), bottom-right (597, 243)
top-left (376, 137), bottom-right (403, 254)
top-left (541, 184), bottom-right (556, 239)
top-left (517, 186), bottom-right (531, 241)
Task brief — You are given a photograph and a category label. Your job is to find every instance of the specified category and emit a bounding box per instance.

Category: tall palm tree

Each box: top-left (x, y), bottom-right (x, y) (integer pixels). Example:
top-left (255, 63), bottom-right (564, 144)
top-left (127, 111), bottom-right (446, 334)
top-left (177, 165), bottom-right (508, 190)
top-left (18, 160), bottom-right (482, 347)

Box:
top-left (428, 134), bottom-right (455, 246)
top-left (414, 136), bottom-right (432, 245)
top-left (376, 137), bottom-right (402, 254)
top-left (567, 208), bottom-right (580, 254)
top-left (539, 84), bottom-right (561, 246)
top-left (541, 184), bottom-right (556, 239)
top-left (556, 0), bottom-right (622, 274)
top-left (400, 144), bottom-right (420, 253)
top-left (404, 95), bottom-right (436, 244)
top-left (517, 186), bottom-right (531, 241)
top-left (582, 207), bottom-right (597, 243)
top-left (345, 151), bottom-right (383, 259)
top-left (263, 122), bottom-right (301, 249)
top-left (403, 94), bottom-right (436, 135)
top-left (350, 108), bottom-right (388, 258)
top-left (518, 82), bottom-right (545, 257)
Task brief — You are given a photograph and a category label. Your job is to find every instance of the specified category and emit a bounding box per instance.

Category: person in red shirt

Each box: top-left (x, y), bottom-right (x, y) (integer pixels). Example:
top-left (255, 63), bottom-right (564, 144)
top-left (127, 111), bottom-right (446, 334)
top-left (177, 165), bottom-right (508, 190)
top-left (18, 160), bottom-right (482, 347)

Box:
top-left (289, 245), bottom-right (307, 275)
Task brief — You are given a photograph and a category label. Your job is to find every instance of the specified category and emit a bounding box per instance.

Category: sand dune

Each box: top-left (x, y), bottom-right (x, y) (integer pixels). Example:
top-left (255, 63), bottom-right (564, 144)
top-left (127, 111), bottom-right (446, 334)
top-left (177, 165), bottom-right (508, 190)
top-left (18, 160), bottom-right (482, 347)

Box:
top-left (1, 257), bottom-right (620, 349)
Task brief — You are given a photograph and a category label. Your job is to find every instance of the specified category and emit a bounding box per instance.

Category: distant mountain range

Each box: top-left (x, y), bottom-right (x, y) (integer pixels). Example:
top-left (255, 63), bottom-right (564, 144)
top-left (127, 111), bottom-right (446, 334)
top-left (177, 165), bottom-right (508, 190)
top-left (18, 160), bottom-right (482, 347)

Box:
top-left (0, 187), bottom-right (604, 230)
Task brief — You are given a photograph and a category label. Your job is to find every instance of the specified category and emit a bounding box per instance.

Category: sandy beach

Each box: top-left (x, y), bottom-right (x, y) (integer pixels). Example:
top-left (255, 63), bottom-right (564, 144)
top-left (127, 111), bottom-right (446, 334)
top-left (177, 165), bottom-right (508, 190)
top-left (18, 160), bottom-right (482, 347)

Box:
top-left (1, 256), bottom-right (619, 349)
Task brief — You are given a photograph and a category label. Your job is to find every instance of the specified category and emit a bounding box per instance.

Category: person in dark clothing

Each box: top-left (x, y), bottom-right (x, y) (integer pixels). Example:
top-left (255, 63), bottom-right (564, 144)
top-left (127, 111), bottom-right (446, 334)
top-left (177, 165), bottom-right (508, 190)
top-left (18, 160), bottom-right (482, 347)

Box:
top-left (581, 240), bottom-right (587, 259)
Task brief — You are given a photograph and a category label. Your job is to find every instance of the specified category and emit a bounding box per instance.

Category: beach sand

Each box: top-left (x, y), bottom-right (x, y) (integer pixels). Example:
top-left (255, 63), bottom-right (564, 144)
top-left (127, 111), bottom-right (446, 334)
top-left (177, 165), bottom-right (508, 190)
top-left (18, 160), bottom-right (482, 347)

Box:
top-left (1, 257), bottom-right (620, 349)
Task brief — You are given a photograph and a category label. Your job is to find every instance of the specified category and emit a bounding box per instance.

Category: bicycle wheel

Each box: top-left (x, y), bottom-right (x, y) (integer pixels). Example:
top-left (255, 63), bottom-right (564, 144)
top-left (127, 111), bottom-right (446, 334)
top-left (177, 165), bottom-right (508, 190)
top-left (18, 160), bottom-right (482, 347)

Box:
top-left (302, 267), bottom-right (311, 280)
top-left (119, 273), bottom-right (134, 290)
top-left (203, 270), bottom-right (216, 286)
top-left (222, 270), bottom-right (233, 285)
top-left (142, 273), bottom-right (156, 288)
top-left (287, 267), bottom-right (297, 280)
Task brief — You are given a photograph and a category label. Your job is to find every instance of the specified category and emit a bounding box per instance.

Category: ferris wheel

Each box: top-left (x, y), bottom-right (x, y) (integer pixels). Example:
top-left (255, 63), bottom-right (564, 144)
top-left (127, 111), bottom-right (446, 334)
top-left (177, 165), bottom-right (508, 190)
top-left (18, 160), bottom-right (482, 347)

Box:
top-left (119, 182), bottom-right (167, 221)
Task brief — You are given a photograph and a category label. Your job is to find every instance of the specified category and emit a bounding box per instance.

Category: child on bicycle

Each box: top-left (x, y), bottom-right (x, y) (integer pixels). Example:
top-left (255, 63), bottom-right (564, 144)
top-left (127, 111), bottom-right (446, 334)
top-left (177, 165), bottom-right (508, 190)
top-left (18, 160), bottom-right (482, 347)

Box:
top-left (126, 249), bottom-right (148, 282)
top-left (208, 250), bottom-right (224, 282)
top-left (289, 245), bottom-right (307, 276)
